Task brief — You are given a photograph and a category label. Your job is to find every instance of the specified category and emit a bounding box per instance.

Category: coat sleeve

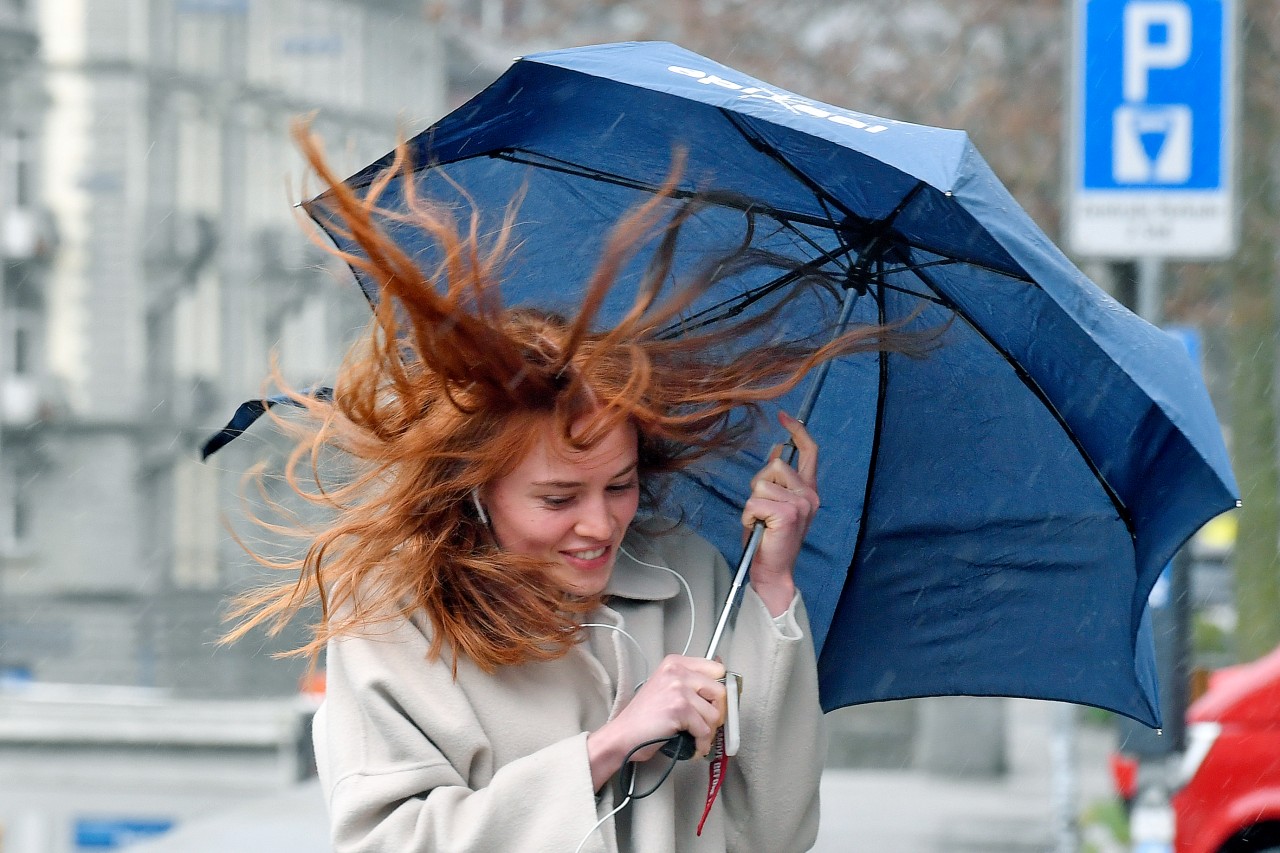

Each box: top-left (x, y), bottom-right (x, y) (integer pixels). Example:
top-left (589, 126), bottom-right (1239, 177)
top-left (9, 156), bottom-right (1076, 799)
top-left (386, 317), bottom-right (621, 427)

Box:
top-left (315, 620), bottom-right (614, 853)
top-left (720, 585), bottom-right (826, 853)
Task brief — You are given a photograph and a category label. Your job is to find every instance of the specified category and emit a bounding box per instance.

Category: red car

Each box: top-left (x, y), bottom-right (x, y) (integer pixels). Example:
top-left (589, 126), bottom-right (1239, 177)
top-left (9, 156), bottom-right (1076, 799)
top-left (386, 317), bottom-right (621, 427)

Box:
top-left (1170, 643), bottom-right (1280, 853)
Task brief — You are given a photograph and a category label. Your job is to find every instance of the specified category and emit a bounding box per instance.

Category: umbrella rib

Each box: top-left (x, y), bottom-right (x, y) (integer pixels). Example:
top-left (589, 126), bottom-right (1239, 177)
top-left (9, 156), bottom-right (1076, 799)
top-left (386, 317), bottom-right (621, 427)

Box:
top-left (872, 259), bottom-right (1030, 306)
top-left (652, 187), bottom-right (939, 337)
top-left (902, 253), bottom-right (1036, 285)
top-left (655, 244), bottom-right (862, 339)
top-left (899, 260), bottom-right (1136, 535)
top-left (713, 115), bottom-right (1004, 279)
top-left (818, 267), bottom-right (892, 659)
top-left (873, 280), bottom-right (952, 308)
top-left (493, 149), bottom-right (1032, 284)
top-left (774, 214), bottom-right (853, 273)
top-left (490, 148), bottom-right (1031, 330)
top-left (488, 149), bottom-right (843, 231)
top-left (717, 110), bottom-right (860, 225)
top-left (882, 256), bottom-right (1032, 284)
top-left (714, 113), bottom-right (1036, 285)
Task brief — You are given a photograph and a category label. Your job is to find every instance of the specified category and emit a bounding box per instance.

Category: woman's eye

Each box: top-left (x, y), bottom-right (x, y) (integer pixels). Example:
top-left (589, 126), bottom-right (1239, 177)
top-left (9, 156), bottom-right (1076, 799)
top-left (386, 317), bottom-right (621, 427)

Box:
top-left (608, 480), bottom-right (639, 494)
top-left (540, 495), bottom-right (574, 508)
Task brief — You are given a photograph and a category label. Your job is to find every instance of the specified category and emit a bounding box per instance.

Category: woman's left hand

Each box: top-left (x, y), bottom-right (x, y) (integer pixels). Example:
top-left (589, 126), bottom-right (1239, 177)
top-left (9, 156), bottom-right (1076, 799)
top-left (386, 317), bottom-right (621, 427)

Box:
top-left (743, 411), bottom-right (820, 617)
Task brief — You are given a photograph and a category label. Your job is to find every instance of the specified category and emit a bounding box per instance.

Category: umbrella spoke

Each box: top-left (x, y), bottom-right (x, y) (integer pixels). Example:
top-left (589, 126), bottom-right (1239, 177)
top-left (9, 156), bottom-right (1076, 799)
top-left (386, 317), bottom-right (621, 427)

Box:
top-left (490, 149), bottom-right (1036, 288)
top-left (880, 256), bottom-right (1031, 283)
top-left (655, 245), bottom-right (859, 339)
top-left (886, 253), bottom-right (1036, 285)
top-left (773, 214), bottom-right (852, 272)
top-left (870, 280), bottom-right (953, 308)
top-left (656, 218), bottom-right (972, 338)
top-left (869, 258), bottom-right (1032, 306)
top-left (719, 110), bottom-right (861, 228)
top-left (721, 112), bottom-right (930, 265)
top-left (489, 149), bottom-right (843, 231)
top-left (658, 184), bottom-right (950, 337)
top-left (709, 119), bottom-right (1038, 283)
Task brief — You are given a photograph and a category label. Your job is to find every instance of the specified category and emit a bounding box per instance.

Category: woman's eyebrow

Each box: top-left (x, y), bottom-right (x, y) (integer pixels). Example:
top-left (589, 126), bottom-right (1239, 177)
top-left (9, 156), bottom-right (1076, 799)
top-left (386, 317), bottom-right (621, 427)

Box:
top-left (611, 461), bottom-right (639, 480)
top-left (531, 461), bottom-right (638, 488)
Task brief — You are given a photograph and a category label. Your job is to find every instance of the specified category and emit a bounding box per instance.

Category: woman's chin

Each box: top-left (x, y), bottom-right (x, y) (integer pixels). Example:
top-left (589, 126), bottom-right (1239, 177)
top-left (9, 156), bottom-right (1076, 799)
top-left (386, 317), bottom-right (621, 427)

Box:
top-left (555, 565), bottom-right (615, 598)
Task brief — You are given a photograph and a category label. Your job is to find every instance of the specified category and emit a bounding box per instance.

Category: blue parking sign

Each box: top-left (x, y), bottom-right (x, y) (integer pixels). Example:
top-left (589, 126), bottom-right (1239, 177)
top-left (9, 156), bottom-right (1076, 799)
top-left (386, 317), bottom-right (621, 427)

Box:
top-left (1070, 0), bottom-right (1236, 258)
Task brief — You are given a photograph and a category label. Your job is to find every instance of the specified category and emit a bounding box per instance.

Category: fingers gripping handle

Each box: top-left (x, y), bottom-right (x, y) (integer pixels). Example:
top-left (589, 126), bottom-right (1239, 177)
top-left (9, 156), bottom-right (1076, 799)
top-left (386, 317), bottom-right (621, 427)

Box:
top-left (659, 673), bottom-right (741, 761)
top-left (661, 731), bottom-right (698, 760)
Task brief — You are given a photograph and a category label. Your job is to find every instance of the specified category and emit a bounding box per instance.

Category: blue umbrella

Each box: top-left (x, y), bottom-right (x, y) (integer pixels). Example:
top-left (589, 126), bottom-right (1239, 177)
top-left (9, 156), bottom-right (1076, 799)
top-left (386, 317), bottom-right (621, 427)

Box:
top-left (285, 42), bottom-right (1238, 728)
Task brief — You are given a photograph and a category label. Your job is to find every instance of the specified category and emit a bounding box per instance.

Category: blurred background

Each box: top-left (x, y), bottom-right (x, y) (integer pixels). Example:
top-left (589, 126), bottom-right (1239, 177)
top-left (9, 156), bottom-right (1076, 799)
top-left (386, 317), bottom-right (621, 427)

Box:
top-left (0, 1), bottom-right (1275, 851)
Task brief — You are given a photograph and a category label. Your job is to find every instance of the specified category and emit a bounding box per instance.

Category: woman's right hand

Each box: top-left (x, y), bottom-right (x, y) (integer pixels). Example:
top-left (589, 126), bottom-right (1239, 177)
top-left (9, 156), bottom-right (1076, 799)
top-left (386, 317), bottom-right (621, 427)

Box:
top-left (586, 654), bottom-right (727, 791)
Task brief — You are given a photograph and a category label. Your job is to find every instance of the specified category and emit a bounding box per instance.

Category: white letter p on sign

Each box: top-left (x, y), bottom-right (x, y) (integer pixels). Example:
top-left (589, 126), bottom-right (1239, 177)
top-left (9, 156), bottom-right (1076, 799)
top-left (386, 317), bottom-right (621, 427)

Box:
top-left (1124, 1), bottom-right (1191, 102)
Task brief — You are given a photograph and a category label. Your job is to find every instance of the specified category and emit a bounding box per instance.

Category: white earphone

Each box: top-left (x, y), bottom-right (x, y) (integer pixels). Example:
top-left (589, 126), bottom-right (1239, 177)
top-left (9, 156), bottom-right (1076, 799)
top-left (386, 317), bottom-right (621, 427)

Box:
top-left (470, 488), bottom-right (490, 527)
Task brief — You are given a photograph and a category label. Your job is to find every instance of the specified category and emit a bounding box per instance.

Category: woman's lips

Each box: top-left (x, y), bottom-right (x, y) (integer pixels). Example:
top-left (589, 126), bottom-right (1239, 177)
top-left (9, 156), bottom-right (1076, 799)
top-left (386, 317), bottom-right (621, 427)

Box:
top-left (561, 544), bottom-right (612, 571)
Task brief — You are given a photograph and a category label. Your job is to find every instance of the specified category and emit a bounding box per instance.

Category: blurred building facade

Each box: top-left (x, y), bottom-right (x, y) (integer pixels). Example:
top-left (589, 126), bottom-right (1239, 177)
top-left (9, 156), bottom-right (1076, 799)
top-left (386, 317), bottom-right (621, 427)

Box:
top-left (1, 0), bottom-right (445, 696)
top-left (1, 0), bottom-right (50, 673)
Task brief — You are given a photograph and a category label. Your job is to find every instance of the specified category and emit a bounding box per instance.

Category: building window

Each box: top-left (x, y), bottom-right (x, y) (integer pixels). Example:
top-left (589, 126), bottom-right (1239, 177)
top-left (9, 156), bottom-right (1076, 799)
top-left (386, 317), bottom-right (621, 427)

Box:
top-left (13, 325), bottom-right (29, 376)
top-left (12, 492), bottom-right (30, 544)
top-left (1, 479), bottom-right (32, 556)
top-left (13, 130), bottom-right (31, 207)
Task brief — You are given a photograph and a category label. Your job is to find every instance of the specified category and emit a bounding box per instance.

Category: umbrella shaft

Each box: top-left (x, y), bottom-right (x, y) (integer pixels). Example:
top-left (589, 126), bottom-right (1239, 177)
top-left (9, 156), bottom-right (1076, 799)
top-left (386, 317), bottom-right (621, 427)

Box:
top-left (705, 521), bottom-right (764, 660)
top-left (791, 281), bottom-right (861, 425)
top-left (703, 284), bottom-right (861, 660)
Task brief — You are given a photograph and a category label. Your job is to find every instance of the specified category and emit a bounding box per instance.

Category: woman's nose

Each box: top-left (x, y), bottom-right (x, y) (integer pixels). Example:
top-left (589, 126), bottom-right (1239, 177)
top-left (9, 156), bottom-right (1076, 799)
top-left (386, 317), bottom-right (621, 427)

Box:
top-left (574, 494), bottom-right (614, 539)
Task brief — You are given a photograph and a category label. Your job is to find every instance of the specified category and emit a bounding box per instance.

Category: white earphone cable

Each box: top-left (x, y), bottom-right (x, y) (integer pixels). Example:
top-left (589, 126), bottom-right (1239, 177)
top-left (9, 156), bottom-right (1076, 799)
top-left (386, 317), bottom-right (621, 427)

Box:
top-left (580, 622), bottom-right (651, 677)
top-left (572, 544), bottom-right (699, 852)
top-left (618, 545), bottom-right (696, 657)
top-left (573, 774), bottom-right (637, 853)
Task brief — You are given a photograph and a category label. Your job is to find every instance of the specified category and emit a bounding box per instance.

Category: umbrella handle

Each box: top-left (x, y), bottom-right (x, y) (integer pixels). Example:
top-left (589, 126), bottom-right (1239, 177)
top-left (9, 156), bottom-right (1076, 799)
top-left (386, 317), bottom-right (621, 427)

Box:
top-left (660, 731), bottom-right (697, 760)
top-left (660, 671), bottom-right (740, 761)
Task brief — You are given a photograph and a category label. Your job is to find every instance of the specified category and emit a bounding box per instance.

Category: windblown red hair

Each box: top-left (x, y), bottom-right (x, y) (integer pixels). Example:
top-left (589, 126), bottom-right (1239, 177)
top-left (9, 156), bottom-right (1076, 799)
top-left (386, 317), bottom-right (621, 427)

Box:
top-left (224, 121), bottom-right (932, 673)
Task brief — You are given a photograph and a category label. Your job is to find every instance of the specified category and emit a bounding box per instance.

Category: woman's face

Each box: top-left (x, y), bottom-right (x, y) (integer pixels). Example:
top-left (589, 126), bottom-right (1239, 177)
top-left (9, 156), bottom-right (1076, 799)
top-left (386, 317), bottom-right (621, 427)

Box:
top-left (482, 418), bottom-right (641, 597)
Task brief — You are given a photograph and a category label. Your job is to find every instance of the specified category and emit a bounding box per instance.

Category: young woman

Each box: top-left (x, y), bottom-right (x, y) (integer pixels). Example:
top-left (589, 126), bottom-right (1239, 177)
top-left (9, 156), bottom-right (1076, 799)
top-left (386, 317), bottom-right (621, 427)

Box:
top-left (229, 127), bottom-right (925, 852)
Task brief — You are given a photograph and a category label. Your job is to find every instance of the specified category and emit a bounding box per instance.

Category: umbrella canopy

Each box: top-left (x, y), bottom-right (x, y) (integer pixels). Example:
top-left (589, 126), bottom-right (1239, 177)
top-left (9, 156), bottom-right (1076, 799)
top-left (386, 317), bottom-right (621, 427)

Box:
top-left (304, 41), bottom-right (1238, 728)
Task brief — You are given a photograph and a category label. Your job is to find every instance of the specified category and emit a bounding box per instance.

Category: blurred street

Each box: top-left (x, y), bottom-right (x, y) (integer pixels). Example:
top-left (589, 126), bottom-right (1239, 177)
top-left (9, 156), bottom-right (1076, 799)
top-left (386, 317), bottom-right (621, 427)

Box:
top-left (815, 700), bottom-right (1118, 853)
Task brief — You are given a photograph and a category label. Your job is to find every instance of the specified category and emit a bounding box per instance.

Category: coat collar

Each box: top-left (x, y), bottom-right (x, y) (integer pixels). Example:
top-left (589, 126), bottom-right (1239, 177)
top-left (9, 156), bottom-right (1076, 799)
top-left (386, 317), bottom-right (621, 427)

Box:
top-left (603, 527), bottom-right (682, 602)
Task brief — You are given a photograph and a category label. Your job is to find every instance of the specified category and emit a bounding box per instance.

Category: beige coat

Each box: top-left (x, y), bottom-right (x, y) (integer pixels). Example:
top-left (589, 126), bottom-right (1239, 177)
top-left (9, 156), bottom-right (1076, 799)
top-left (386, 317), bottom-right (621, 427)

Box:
top-left (313, 523), bottom-right (826, 852)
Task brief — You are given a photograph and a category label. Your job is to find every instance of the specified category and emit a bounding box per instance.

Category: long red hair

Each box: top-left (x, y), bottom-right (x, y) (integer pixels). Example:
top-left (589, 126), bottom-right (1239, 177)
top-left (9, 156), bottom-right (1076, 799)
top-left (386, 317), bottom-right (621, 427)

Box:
top-left (224, 122), bottom-right (933, 672)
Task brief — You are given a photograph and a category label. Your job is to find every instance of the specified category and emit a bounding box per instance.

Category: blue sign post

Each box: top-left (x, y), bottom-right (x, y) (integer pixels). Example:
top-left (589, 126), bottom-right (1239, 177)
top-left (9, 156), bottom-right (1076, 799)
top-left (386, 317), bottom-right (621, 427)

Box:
top-left (1070, 0), bottom-right (1236, 258)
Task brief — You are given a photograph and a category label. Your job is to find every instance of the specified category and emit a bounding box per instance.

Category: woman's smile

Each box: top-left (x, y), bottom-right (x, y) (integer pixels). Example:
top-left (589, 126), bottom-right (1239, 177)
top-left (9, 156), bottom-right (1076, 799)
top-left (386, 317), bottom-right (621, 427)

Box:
top-left (564, 545), bottom-right (609, 564)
